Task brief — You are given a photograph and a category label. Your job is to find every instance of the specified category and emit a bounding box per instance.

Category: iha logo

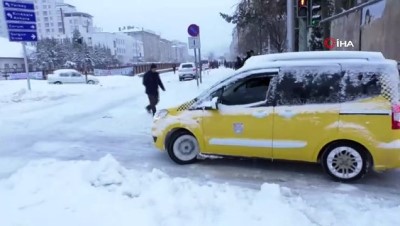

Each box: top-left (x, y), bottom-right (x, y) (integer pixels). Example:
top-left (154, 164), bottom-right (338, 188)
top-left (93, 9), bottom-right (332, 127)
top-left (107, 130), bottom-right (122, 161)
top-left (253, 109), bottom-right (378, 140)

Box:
top-left (323, 37), bottom-right (355, 50)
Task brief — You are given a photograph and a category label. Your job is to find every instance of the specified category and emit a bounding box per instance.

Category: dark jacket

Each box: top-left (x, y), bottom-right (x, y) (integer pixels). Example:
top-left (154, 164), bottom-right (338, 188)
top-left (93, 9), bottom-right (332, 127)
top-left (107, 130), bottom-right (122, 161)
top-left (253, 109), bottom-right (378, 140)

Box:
top-left (143, 70), bottom-right (165, 95)
top-left (234, 57), bottom-right (243, 70)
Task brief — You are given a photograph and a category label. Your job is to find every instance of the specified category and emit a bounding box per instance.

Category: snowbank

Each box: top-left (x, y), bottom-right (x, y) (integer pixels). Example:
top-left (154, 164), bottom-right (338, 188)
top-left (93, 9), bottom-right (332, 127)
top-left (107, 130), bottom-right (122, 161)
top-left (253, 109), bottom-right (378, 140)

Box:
top-left (1, 155), bottom-right (399, 226)
top-left (0, 155), bottom-right (314, 226)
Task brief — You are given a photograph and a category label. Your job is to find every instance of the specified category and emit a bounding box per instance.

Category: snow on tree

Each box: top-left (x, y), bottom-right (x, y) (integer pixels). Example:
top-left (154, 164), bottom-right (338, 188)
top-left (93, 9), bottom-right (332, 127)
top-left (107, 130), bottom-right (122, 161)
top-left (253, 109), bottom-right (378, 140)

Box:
top-left (28, 29), bottom-right (120, 71)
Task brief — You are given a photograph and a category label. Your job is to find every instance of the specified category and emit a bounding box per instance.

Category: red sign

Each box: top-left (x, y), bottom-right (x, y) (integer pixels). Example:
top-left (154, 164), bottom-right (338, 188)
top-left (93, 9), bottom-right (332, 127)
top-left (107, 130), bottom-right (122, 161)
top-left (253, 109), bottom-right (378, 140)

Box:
top-left (323, 37), bottom-right (336, 50)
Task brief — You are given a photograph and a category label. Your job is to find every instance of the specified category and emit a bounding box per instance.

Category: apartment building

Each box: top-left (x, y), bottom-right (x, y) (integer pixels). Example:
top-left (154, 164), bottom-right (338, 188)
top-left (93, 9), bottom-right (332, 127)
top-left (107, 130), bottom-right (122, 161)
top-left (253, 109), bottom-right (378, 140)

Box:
top-left (171, 41), bottom-right (189, 63)
top-left (89, 32), bottom-right (144, 65)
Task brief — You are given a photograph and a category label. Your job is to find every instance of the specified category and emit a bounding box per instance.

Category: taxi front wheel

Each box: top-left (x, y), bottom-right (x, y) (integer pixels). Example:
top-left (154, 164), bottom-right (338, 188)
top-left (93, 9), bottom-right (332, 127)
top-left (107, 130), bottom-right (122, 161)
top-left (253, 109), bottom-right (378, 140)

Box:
top-left (167, 131), bottom-right (199, 165)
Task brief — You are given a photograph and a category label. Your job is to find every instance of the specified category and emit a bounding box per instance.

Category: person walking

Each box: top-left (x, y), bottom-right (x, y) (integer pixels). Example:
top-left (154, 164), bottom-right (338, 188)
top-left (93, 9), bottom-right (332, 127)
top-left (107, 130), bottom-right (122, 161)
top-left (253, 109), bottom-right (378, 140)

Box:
top-left (172, 64), bottom-right (176, 74)
top-left (143, 64), bottom-right (166, 116)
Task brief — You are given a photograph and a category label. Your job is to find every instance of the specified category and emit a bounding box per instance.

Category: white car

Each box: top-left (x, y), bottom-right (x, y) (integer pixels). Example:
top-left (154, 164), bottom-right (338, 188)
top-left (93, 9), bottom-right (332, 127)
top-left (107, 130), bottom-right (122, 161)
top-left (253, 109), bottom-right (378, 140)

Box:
top-left (178, 63), bottom-right (198, 81)
top-left (47, 69), bottom-right (99, 85)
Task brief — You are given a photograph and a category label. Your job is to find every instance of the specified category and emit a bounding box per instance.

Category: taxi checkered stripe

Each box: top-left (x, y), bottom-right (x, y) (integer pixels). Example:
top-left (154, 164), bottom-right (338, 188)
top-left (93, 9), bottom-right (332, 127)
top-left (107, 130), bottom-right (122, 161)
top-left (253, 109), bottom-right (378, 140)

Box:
top-left (379, 74), bottom-right (394, 101)
top-left (177, 99), bottom-right (197, 111)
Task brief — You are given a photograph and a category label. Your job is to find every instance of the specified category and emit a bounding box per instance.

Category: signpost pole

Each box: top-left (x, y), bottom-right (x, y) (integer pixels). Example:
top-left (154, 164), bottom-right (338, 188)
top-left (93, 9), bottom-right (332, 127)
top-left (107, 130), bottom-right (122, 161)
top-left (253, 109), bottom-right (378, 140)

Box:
top-left (22, 42), bottom-right (31, 90)
top-left (198, 37), bottom-right (202, 84)
top-left (3, 0), bottom-right (38, 91)
top-left (194, 48), bottom-right (199, 87)
top-left (187, 24), bottom-right (201, 87)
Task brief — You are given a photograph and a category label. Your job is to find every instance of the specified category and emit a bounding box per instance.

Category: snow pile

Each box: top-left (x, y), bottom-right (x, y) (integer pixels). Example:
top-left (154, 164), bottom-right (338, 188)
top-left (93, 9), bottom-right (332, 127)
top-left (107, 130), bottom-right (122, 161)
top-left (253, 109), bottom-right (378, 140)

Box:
top-left (0, 76), bottom-right (135, 104)
top-left (0, 155), bottom-right (314, 226)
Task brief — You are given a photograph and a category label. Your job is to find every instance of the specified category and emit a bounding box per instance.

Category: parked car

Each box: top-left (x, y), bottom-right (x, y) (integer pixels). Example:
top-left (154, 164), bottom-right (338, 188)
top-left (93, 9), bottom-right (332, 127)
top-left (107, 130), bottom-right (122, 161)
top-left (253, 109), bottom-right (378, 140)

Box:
top-left (47, 69), bottom-right (99, 85)
top-left (178, 63), bottom-right (197, 81)
top-left (151, 51), bottom-right (400, 182)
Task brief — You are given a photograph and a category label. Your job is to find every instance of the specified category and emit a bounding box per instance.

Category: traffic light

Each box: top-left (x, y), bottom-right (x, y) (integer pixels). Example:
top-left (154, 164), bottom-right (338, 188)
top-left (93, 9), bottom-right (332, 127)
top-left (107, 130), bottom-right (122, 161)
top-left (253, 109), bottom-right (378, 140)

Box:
top-left (297, 0), bottom-right (308, 18)
top-left (310, 0), bottom-right (322, 27)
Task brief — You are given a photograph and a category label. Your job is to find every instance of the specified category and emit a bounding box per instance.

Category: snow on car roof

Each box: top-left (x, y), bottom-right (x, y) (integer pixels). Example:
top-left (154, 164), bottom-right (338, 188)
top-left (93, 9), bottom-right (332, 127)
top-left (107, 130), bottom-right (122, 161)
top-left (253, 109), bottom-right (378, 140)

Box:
top-left (240, 51), bottom-right (386, 72)
top-left (53, 69), bottom-right (79, 74)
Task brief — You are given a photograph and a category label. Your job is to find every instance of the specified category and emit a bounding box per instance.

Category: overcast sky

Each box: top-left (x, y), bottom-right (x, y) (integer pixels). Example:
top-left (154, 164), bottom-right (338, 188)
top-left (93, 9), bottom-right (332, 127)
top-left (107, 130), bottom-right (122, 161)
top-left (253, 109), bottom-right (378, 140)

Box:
top-left (67, 0), bottom-right (239, 56)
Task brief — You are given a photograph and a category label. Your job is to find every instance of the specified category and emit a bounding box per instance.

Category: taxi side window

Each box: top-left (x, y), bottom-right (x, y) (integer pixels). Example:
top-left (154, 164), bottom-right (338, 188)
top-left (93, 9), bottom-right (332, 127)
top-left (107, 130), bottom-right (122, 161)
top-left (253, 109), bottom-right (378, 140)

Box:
top-left (221, 74), bottom-right (272, 106)
top-left (341, 72), bottom-right (382, 102)
top-left (275, 70), bottom-right (342, 106)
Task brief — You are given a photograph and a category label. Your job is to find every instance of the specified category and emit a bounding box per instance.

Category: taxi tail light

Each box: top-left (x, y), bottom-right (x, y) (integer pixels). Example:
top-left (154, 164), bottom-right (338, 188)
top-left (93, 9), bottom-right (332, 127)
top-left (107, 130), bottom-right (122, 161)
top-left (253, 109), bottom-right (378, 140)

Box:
top-left (392, 103), bottom-right (400, 129)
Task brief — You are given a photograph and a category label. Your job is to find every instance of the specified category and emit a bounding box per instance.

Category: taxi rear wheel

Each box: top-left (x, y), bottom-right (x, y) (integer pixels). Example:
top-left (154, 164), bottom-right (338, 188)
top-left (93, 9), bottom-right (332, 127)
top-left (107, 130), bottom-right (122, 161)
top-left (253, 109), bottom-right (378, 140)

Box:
top-left (167, 131), bottom-right (199, 165)
top-left (321, 142), bottom-right (370, 182)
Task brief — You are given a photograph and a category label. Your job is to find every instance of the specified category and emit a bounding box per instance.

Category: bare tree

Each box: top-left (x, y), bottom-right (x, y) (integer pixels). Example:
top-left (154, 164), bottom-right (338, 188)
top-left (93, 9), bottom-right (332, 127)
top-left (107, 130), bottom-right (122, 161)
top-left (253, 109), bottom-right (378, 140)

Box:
top-left (221, 0), bottom-right (287, 55)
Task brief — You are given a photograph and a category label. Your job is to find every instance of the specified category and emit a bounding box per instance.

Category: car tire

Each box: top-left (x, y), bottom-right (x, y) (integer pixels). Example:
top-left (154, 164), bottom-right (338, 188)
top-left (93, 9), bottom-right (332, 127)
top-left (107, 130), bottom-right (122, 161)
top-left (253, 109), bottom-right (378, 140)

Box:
top-left (54, 81), bottom-right (62, 84)
top-left (167, 131), bottom-right (199, 165)
top-left (87, 80), bottom-right (95, 84)
top-left (321, 141), bottom-right (370, 182)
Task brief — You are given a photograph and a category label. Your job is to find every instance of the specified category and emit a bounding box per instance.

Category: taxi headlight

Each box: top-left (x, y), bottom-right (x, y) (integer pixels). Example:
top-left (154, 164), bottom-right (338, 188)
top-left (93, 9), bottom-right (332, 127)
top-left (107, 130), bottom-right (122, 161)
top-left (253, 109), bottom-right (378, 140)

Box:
top-left (154, 109), bottom-right (169, 120)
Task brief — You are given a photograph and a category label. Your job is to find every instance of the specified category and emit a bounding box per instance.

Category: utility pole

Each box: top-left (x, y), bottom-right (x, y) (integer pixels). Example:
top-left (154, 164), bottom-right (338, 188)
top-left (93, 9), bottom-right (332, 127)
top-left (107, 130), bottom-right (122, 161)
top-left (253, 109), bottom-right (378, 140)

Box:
top-left (287, 0), bottom-right (295, 52)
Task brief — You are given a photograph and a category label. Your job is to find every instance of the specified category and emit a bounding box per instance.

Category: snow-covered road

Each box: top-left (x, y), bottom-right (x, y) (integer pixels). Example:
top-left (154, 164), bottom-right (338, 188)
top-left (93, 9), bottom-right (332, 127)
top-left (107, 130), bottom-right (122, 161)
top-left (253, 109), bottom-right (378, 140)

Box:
top-left (1, 68), bottom-right (400, 226)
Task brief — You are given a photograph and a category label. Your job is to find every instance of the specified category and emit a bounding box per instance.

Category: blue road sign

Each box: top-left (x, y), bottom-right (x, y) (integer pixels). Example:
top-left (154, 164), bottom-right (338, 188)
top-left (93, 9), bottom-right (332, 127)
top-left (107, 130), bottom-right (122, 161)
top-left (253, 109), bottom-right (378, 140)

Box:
top-left (7, 23), bottom-right (36, 30)
top-left (9, 31), bottom-right (37, 41)
top-left (5, 10), bottom-right (36, 22)
top-left (3, 1), bottom-right (35, 10)
top-left (188, 24), bottom-right (199, 37)
top-left (3, 1), bottom-right (38, 42)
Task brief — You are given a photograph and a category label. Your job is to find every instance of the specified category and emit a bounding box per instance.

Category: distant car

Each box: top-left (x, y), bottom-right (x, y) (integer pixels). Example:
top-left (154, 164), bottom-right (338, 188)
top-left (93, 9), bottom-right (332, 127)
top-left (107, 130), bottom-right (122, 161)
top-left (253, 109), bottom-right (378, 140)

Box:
top-left (202, 63), bottom-right (209, 70)
top-left (178, 63), bottom-right (197, 81)
top-left (47, 69), bottom-right (99, 85)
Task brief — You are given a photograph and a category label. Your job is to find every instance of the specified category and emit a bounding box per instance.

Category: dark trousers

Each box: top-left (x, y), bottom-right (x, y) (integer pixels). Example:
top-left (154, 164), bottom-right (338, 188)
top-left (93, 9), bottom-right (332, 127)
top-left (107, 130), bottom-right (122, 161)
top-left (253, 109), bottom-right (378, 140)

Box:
top-left (146, 94), bottom-right (159, 115)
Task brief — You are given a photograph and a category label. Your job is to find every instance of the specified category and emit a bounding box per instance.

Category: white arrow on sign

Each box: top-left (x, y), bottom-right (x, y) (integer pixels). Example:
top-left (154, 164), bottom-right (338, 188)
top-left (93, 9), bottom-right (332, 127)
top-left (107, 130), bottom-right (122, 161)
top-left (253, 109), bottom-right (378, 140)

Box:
top-left (5, 2), bottom-right (10, 7)
top-left (6, 13), bottom-right (13, 19)
top-left (31, 34), bottom-right (36, 40)
top-left (31, 25), bottom-right (35, 29)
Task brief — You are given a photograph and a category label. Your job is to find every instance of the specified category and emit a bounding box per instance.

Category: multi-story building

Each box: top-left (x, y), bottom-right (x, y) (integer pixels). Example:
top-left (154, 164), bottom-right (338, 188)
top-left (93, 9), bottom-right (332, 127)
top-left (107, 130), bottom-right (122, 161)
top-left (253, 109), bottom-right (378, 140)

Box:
top-left (0, 0), bottom-right (93, 40)
top-left (33, 0), bottom-right (64, 39)
top-left (62, 11), bottom-right (93, 39)
top-left (171, 41), bottom-right (189, 63)
top-left (124, 29), bottom-right (162, 62)
top-left (89, 32), bottom-right (144, 65)
top-left (159, 38), bottom-right (173, 62)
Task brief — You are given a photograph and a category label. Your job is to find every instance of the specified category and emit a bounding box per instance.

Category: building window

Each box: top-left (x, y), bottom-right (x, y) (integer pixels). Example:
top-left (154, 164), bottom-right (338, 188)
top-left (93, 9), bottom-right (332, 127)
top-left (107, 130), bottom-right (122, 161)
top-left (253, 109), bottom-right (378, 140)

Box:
top-left (59, 28), bottom-right (63, 32)
top-left (58, 22), bottom-right (62, 27)
top-left (46, 29), bottom-right (50, 32)
top-left (5, 64), bottom-right (9, 69)
top-left (44, 17), bottom-right (49, 21)
top-left (43, 11), bottom-right (48, 16)
top-left (45, 23), bottom-right (49, 27)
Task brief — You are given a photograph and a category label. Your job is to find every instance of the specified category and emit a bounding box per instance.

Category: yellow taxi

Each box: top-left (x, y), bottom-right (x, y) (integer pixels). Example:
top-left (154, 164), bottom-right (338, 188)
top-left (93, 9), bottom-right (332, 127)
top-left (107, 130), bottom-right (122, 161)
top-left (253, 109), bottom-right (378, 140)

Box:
top-left (152, 51), bottom-right (400, 182)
